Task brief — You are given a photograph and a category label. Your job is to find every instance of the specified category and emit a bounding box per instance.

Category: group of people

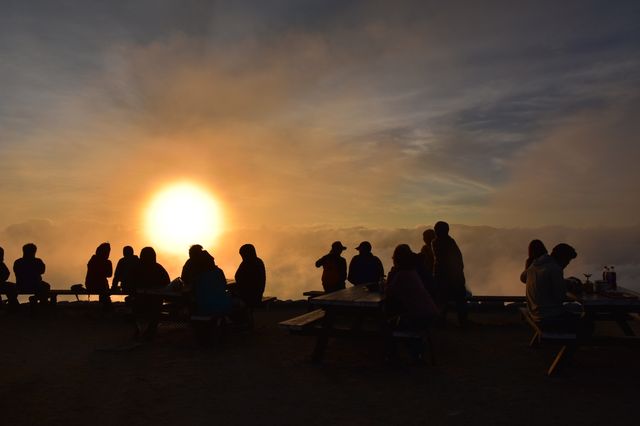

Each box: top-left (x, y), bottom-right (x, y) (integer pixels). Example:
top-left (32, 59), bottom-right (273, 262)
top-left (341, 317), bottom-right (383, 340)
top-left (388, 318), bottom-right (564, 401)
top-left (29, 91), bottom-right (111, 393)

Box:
top-left (0, 242), bottom-right (266, 337)
top-left (315, 221), bottom-right (469, 327)
top-left (0, 244), bottom-right (50, 308)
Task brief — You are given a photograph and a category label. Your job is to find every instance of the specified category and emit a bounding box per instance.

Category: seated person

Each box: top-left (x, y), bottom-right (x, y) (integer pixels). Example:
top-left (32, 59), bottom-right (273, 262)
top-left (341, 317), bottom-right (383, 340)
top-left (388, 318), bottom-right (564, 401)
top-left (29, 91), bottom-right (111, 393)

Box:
top-left (85, 242), bottom-right (113, 310)
top-left (112, 245), bottom-right (139, 292)
top-left (385, 244), bottom-right (439, 361)
top-left (525, 243), bottom-right (591, 335)
top-left (191, 250), bottom-right (232, 316)
top-left (347, 241), bottom-right (384, 286)
top-left (520, 239), bottom-right (547, 283)
top-left (13, 243), bottom-right (50, 304)
top-left (130, 247), bottom-right (170, 340)
top-left (0, 247), bottom-right (19, 309)
top-left (232, 244), bottom-right (266, 309)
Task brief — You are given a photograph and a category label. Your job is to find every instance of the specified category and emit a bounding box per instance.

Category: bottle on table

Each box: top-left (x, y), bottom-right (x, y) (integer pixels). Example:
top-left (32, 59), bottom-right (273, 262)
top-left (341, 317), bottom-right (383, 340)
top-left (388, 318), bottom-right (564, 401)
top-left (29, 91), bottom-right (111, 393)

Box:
top-left (608, 266), bottom-right (617, 290)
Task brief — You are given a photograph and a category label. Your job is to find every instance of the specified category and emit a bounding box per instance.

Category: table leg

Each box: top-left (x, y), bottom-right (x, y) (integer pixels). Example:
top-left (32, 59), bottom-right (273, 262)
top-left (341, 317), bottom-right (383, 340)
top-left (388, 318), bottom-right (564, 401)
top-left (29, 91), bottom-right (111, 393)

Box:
top-left (311, 310), bottom-right (334, 363)
top-left (615, 314), bottom-right (636, 336)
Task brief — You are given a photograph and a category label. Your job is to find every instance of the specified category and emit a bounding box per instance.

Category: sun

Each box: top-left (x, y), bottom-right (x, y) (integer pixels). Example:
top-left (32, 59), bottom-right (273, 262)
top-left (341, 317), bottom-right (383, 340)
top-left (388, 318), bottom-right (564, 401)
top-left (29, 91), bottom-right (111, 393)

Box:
top-left (144, 182), bottom-right (223, 254)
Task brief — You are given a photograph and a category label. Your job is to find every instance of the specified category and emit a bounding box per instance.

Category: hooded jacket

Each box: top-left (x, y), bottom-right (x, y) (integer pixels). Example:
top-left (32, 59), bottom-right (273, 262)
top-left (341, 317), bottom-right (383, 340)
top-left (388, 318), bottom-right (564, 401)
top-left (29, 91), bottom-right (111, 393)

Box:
top-left (524, 254), bottom-right (567, 322)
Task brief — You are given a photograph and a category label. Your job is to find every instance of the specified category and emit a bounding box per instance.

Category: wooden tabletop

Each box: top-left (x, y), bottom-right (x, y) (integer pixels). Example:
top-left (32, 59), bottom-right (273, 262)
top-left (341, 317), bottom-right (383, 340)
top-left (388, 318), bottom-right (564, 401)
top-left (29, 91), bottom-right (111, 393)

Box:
top-left (310, 285), bottom-right (384, 308)
top-left (568, 286), bottom-right (640, 307)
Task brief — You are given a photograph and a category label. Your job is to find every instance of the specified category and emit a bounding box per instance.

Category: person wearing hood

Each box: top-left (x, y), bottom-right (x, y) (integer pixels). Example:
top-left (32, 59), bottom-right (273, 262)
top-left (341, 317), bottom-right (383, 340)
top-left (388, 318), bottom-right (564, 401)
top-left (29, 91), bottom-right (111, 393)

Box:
top-left (233, 244), bottom-right (266, 309)
top-left (432, 221), bottom-right (468, 326)
top-left (525, 243), bottom-right (581, 330)
top-left (130, 247), bottom-right (170, 340)
top-left (112, 246), bottom-right (139, 292)
top-left (85, 242), bottom-right (113, 310)
top-left (347, 241), bottom-right (384, 286)
top-left (315, 241), bottom-right (348, 293)
top-left (14, 243), bottom-right (50, 305)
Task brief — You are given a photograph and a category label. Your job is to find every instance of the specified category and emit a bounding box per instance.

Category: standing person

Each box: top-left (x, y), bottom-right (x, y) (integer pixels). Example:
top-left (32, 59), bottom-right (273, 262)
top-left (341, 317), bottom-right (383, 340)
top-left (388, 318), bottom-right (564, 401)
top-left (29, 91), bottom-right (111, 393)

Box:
top-left (432, 221), bottom-right (468, 326)
top-left (315, 241), bottom-right (348, 293)
top-left (181, 244), bottom-right (204, 291)
top-left (416, 229), bottom-right (436, 293)
top-left (0, 247), bottom-right (18, 309)
top-left (130, 247), bottom-right (170, 340)
top-left (347, 241), bottom-right (384, 286)
top-left (192, 250), bottom-right (232, 317)
top-left (233, 244), bottom-right (266, 309)
top-left (85, 242), bottom-right (113, 310)
top-left (112, 246), bottom-right (139, 292)
top-left (520, 239), bottom-right (548, 283)
top-left (13, 243), bottom-right (50, 305)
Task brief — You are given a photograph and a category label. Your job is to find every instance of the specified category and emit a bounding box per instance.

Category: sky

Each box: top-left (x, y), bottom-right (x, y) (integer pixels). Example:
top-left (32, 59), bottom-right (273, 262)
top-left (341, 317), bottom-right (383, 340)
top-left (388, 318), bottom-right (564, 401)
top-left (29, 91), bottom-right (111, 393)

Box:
top-left (1, 1), bottom-right (640, 295)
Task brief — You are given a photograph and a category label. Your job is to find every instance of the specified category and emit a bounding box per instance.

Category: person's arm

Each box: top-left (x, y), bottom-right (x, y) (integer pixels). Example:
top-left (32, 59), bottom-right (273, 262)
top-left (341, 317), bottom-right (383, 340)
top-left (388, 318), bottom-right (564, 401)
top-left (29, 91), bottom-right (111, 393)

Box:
top-left (315, 254), bottom-right (327, 268)
top-left (0, 263), bottom-right (9, 282)
top-left (38, 259), bottom-right (46, 275)
top-left (106, 260), bottom-right (113, 278)
top-left (376, 257), bottom-right (384, 279)
top-left (550, 266), bottom-right (568, 302)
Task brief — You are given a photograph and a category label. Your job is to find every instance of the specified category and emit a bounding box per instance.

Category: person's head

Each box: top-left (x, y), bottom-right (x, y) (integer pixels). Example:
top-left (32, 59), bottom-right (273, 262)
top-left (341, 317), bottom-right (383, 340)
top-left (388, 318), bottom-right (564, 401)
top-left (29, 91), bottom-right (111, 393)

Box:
top-left (528, 239), bottom-right (547, 260)
top-left (140, 247), bottom-right (157, 264)
top-left (239, 244), bottom-right (257, 261)
top-left (392, 244), bottom-right (416, 270)
top-left (423, 229), bottom-right (436, 245)
top-left (22, 243), bottom-right (37, 258)
top-left (434, 221), bottom-right (449, 237)
top-left (189, 244), bottom-right (203, 259)
top-left (550, 243), bottom-right (577, 269)
top-left (331, 241), bottom-right (347, 254)
top-left (123, 246), bottom-right (134, 257)
top-left (95, 242), bottom-right (110, 259)
top-left (355, 241), bottom-right (372, 254)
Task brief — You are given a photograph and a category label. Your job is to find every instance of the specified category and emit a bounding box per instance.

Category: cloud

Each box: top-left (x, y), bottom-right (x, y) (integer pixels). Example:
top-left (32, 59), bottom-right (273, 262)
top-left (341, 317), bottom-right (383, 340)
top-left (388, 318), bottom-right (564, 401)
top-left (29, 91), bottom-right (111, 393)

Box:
top-left (3, 221), bottom-right (639, 301)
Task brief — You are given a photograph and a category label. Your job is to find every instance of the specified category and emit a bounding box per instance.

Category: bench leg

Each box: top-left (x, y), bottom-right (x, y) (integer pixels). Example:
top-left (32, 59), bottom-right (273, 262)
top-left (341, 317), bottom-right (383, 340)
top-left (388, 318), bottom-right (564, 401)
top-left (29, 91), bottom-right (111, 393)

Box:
top-left (547, 344), bottom-right (576, 376)
top-left (529, 331), bottom-right (540, 347)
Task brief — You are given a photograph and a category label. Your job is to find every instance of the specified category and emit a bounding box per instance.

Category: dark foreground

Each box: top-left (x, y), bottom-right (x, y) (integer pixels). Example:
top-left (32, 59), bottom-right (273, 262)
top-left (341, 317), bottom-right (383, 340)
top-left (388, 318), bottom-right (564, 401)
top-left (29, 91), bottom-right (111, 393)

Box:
top-left (0, 302), bottom-right (638, 426)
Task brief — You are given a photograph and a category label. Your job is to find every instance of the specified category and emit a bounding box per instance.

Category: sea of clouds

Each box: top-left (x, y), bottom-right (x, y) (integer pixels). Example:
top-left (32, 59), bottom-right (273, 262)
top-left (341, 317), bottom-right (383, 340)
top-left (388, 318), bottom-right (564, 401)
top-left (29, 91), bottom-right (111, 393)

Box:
top-left (2, 220), bottom-right (639, 300)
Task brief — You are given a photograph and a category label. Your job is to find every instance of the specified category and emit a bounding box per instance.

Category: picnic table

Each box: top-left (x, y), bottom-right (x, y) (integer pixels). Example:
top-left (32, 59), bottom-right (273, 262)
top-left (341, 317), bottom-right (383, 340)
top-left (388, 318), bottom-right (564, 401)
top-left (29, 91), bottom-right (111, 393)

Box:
top-left (280, 285), bottom-right (386, 362)
top-left (522, 286), bottom-right (640, 375)
top-left (567, 286), bottom-right (640, 336)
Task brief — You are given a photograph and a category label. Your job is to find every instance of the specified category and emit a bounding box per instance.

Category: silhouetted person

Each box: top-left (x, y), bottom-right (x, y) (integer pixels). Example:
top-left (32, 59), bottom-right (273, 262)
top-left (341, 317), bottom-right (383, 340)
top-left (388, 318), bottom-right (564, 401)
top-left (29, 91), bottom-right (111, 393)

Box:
top-left (432, 221), bottom-right (468, 326)
top-left (181, 244), bottom-right (204, 291)
top-left (525, 243), bottom-right (590, 336)
top-left (85, 242), bottom-right (113, 310)
top-left (13, 243), bottom-right (50, 305)
top-left (385, 244), bottom-right (439, 362)
top-left (233, 244), bottom-right (266, 309)
top-left (347, 241), bottom-right (384, 286)
top-left (0, 247), bottom-right (19, 309)
top-left (191, 250), bottom-right (232, 316)
top-left (520, 239), bottom-right (548, 283)
top-left (112, 246), bottom-right (139, 292)
top-left (416, 229), bottom-right (436, 293)
top-left (130, 247), bottom-right (170, 340)
top-left (315, 241), bottom-right (348, 293)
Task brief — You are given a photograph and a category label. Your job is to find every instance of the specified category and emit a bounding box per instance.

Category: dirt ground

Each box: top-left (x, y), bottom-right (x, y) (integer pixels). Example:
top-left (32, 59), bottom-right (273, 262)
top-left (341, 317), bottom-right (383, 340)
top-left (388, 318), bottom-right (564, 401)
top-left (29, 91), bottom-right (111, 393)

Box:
top-left (0, 302), bottom-right (638, 426)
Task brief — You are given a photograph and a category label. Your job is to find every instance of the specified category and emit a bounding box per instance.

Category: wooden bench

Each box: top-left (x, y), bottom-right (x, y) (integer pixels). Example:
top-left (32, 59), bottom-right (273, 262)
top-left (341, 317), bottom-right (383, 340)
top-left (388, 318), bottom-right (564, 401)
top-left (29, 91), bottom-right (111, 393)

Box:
top-left (278, 309), bottom-right (326, 332)
top-left (303, 290), bottom-right (325, 300)
top-left (519, 307), bottom-right (577, 376)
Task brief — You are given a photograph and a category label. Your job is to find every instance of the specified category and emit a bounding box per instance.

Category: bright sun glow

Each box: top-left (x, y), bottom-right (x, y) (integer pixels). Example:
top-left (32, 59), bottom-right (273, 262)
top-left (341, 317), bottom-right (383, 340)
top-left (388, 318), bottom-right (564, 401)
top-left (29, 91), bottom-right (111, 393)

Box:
top-left (145, 182), bottom-right (223, 254)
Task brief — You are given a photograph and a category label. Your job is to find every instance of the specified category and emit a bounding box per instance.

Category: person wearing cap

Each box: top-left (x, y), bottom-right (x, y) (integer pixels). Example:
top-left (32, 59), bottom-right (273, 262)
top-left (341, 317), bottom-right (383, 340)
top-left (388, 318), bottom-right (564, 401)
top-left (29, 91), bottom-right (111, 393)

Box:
top-left (432, 221), bottom-right (468, 326)
top-left (315, 241), bottom-right (348, 293)
top-left (347, 241), bottom-right (384, 286)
